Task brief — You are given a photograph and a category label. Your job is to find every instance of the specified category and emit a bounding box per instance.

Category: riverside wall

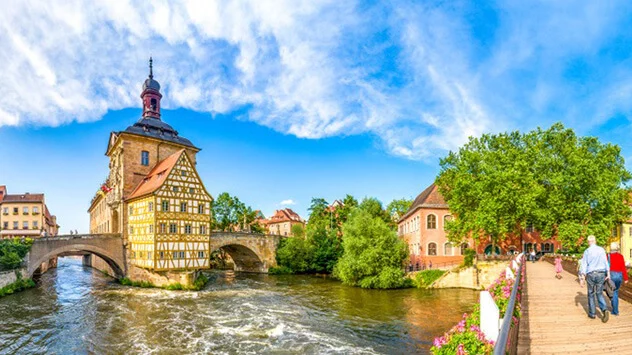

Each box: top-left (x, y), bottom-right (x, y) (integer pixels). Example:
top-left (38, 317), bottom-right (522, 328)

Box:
top-left (432, 261), bottom-right (509, 289)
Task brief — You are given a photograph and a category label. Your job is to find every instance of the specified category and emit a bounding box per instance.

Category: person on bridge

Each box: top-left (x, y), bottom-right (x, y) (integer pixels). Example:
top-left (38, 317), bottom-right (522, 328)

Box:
top-left (608, 242), bottom-right (628, 316)
top-left (579, 235), bottom-right (610, 322)
top-left (554, 255), bottom-right (563, 279)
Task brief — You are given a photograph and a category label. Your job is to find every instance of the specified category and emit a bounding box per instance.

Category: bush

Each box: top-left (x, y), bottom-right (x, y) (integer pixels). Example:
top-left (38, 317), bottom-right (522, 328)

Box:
top-left (0, 238), bottom-right (33, 271)
top-left (119, 277), bottom-right (155, 288)
top-left (414, 270), bottom-right (446, 288)
top-left (191, 273), bottom-right (209, 291)
top-left (0, 277), bottom-right (36, 298)
top-left (268, 266), bottom-right (294, 275)
top-left (275, 237), bottom-right (312, 273)
top-left (333, 209), bottom-right (410, 289)
top-left (463, 248), bottom-right (476, 267)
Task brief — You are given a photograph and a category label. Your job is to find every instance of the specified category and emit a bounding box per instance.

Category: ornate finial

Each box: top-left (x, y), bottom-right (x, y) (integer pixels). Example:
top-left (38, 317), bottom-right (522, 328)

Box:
top-left (149, 57), bottom-right (153, 79)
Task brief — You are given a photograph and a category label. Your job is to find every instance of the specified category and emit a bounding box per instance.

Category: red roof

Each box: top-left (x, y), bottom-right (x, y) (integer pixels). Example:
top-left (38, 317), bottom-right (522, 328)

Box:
top-left (400, 184), bottom-right (448, 220)
top-left (1, 193), bottom-right (45, 203)
top-left (265, 208), bottom-right (304, 224)
top-left (126, 150), bottom-right (184, 201)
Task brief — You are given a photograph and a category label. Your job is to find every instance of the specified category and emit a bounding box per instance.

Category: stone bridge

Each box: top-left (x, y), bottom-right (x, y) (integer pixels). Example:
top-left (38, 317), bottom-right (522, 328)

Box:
top-left (26, 232), bottom-right (283, 278)
top-left (209, 232), bottom-right (282, 273)
top-left (27, 234), bottom-right (127, 278)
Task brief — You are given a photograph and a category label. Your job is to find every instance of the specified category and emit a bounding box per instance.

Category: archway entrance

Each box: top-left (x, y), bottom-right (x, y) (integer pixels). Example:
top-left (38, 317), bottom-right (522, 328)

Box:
top-left (210, 244), bottom-right (265, 273)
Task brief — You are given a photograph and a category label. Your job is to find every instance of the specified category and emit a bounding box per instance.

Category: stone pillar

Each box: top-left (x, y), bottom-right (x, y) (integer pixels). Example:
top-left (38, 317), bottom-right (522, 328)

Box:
top-left (83, 254), bottom-right (92, 267)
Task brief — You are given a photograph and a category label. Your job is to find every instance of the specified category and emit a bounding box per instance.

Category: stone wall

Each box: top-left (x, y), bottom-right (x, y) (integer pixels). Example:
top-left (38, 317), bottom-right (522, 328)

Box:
top-left (127, 264), bottom-right (197, 287)
top-left (432, 261), bottom-right (510, 289)
top-left (0, 267), bottom-right (27, 289)
top-left (83, 254), bottom-right (115, 277)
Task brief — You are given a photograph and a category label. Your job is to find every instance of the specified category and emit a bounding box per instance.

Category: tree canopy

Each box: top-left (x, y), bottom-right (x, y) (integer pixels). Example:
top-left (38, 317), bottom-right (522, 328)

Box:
top-left (211, 192), bottom-right (264, 233)
top-left (333, 208), bottom-right (410, 289)
top-left (436, 123), bottom-right (631, 249)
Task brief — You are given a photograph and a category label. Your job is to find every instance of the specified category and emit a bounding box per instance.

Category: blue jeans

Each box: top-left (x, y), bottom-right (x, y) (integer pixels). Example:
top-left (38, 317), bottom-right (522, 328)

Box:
top-left (586, 271), bottom-right (607, 317)
top-left (611, 271), bottom-right (623, 315)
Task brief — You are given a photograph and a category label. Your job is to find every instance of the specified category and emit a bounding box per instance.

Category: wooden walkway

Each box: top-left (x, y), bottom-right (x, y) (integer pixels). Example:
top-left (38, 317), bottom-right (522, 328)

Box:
top-left (517, 261), bottom-right (632, 354)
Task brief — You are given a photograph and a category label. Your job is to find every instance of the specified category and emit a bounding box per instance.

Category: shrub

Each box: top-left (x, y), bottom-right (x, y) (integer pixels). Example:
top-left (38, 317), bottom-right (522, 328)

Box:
top-left (0, 277), bottom-right (36, 298)
top-left (0, 238), bottom-right (33, 271)
top-left (268, 266), bottom-right (294, 275)
top-left (414, 270), bottom-right (446, 288)
top-left (191, 273), bottom-right (209, 291)
top-left (462, 248), bottom-right (476, 267)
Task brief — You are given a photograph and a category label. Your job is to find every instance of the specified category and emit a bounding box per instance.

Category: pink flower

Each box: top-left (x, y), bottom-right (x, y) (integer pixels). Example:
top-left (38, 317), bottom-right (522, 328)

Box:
top-left (457, 343), bottom-right (467, 355)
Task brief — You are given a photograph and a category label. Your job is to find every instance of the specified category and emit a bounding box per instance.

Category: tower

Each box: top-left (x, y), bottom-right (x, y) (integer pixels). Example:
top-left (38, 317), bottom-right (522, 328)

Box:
top-left (89, 59), bottom-right (212, 286)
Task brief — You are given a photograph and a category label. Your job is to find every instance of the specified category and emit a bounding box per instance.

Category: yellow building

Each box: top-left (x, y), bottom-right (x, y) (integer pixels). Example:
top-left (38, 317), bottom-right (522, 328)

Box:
top-left (126, 150), bottom-right (212, 270)
top-left (88, 59), bottom-right (213, 279)
top-left (0, 186), bottom-right (59, 238)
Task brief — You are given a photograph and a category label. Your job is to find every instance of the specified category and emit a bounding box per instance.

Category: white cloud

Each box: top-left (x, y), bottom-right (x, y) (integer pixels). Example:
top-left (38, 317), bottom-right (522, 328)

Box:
top-left (280, 199), bottom-right (296, 206)
top-left (1, 1), bottom-right (631, 159)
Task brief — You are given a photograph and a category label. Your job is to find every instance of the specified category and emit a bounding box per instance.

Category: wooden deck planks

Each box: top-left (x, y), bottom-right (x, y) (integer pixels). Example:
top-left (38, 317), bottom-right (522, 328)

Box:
top-left (517, 261), bottom-right (632, 354)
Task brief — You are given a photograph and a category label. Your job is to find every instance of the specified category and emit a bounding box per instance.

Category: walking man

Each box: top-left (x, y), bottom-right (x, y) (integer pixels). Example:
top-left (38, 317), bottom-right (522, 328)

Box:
top-left (579, 235), bottom-right (610, 322)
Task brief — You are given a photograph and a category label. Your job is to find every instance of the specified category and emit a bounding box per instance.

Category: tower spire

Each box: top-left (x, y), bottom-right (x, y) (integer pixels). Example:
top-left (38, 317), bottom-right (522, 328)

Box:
top-left (149, 57), bottom-right (153, 79)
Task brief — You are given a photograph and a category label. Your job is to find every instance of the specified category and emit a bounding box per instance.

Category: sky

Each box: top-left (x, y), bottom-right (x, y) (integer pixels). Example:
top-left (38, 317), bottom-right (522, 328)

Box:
top-left (1, 1), bottom-right (632, 233)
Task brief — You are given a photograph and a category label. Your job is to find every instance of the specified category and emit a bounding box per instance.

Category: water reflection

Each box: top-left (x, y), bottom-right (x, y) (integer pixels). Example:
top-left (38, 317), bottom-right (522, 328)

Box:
top-left (0, 258), bottom-right (477, 354)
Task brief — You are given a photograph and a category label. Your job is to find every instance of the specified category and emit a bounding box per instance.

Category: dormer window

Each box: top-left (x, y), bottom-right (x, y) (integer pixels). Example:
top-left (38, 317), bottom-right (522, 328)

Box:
top-left (141, 151), bottom-right (149, 166)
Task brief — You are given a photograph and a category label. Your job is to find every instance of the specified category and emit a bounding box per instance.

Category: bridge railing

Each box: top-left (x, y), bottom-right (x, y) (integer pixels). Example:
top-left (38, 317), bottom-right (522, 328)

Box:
top-left (493, 255), bottom-right (525, 355)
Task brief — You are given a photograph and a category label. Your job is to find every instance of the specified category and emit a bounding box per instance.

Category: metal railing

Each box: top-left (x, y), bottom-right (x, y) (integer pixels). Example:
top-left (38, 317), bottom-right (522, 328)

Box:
top-left (493, 255), bottom-right (525, 355)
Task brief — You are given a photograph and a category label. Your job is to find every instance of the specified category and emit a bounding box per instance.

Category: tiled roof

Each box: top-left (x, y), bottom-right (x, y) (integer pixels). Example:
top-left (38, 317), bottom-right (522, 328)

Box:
top-left (120, 117), bottom-right (198, 149)
top-left (400, 184), bottom-right (448, 220)
top-left (126, 150), bottom-right (184, 201)
top-left (265, 208), bottom-right (304, 224)
top-left (1, 193), bottom-right (44, 203)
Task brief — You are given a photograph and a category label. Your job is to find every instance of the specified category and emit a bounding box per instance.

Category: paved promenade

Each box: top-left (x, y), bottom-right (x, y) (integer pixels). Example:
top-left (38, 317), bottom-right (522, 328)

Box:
top-left (517, 261), bottom-right (632, 354)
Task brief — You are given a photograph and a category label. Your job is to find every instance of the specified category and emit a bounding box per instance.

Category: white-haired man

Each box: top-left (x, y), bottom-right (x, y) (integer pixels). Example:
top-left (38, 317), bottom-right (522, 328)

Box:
top-left (579, 235), bottom-right (610, 322)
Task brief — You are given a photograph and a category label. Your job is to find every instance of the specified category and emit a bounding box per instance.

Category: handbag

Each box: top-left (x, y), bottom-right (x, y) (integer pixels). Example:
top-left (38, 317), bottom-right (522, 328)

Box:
top-left (604, 278), bottom-right (616, 299)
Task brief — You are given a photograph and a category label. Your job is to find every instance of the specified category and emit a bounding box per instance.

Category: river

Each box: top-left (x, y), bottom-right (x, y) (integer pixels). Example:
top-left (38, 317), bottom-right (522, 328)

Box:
top-left (0, 258), bottom-right (477, 354)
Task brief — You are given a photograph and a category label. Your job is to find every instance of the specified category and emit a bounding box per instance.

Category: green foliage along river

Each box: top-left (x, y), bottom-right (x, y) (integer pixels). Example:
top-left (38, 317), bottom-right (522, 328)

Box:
top-left (0, 258), bottom-right (477, 354)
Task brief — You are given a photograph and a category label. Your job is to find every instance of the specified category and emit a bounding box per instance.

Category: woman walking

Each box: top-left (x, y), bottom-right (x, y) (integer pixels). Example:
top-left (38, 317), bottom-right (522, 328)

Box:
top-left (608, 242), bottom-right (628, 316)
top-left (554, 255), bottom-right (563, 279)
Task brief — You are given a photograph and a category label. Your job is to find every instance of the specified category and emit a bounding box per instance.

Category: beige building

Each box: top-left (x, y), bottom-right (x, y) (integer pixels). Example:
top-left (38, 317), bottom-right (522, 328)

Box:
top-left (88, 59), bottom-right (213, 277)
top-left (264, 208), bottom-right (305, 236)
top-left (0, 185), bottom-right (59, 238)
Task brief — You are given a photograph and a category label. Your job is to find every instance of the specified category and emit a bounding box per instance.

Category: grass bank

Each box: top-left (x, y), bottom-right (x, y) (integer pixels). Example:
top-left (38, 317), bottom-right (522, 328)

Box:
top-left (0, 277), bottom-right (36, 298)
top-left (413, 270), bottom-right (446, 289)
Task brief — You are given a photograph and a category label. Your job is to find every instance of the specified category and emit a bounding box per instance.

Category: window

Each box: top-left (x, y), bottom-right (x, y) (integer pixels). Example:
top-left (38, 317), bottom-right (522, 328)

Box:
top-left (180, 202), bottom-right (187, 212)
top-left (428, 242), bottom-right (437, 256)
top-left (148, 202), bottom-right (154, 212)
top-left (13, 221), bottom-right (18, 229)
top-left (2, 207), bottom-right (7, 214)
top-left (200, 225), bottom-right (207, 234)
top-left (460, 243), bottom-right (468, 255)
top-left (150, 98), bottom-right (157, 111)
top-left (444, 242), bottom-right (453, 256)
top-left (159, 251), bottom-right (164, 259)
top-left (141, 151), bottom-right (149, 166)
top-left (169, 224), bottom-right (177, 233)
top-left (173, 186), bottom-right (179, 192)
top-left (129, 206), bottom-right (133, 215)
top-left (198, 251), bottom-right (205, 258)
top-left (129, 226), bottom-right (134, 234)
top-left (427, 214), bottom-right (437, 229)
top-left (2, 222), bottom-right (8, 229)
top-left (189, 188), bottom-right (195, 194)
top-left (612, 228), bottom-right (618, 237)
top-left (198, 204), bottom-right (205, 214)
top-left (160, 223), bottom-right (166, 233)
top-left (162, 200), bottom-right (169, 212)
top-left (185, 225), bottom-right (192, 234)
top-left (23, 221), bottom-right (28, 229)
top-left (23, 207), bottom-right (29, 214)
top-left (33, 207), bottom-right (39, 214)
top-left (526, 223), bottom-right (534, 233)
top-left (181, 170), bottom-right (187, 177)
top-left (173, 252), bottom-right (179, 260)
top-left (179, 251), bottom-right (185, 259)
top-left (443, 215), bottom-right (452, 230)
top-left (149, 225), bottom-right (154, 233)
top-left (33, 221), bottom-right (38, 229)
top-left (147, 252), bottom-right (152, 260)
top-left (13, 207), bottom-right (18, 214)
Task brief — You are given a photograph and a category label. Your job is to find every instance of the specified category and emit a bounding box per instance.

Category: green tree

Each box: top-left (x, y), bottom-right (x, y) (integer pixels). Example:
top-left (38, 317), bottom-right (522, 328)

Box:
top-left (211, 192), bottom-right (262, 233)
top-left (386, 198), bottom-right (412, 220)
top-left (307, 225), bottom-right (343, 273)
top-left (274, 237), bottom-right (312, 273)
top-left (333, 209), bottom-right (410, 289)
top-left (358, 197), bottom-right (392, 227)
top-left (436, 123), bottom-right (631, 250)
top-left (0, 238), bottom-right (33, 271)
top-left (291, 224), bottom-right (305, 238)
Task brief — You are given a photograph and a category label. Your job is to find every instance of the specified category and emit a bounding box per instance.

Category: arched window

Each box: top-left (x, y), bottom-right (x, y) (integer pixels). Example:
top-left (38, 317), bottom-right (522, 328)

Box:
top-left (443, 215), bottom-right (452, 230)
top-left (460, 243), bottom-right (468, 255)
top-left (427, 214), bottom-right (437, 229)
top-left (444, 242), bottom-right (453, 256)
top-left (150, 98), bottom-right (157, 111)
top-left (428, 242), bottom-right (437, 256)
top-left (484, 244), bottom-right (501, 255)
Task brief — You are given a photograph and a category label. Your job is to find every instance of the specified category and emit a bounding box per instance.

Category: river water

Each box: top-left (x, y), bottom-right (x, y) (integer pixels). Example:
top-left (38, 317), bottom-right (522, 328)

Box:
top-left (0, 258), bottom-right (477, 354)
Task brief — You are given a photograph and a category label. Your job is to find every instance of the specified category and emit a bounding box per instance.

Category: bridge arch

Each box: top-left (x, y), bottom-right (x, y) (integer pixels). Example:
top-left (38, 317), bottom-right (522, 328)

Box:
top-left (29, 244), bottom-right (125, 279)
top-left (27, 235), bottom-right (126, 279)
top-left (212, 243), bottom-right (265, 273)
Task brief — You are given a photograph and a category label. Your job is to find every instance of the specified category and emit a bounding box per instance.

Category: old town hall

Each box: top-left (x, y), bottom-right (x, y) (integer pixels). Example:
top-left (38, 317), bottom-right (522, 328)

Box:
top-left (88, 59), bottom-right (213, 285)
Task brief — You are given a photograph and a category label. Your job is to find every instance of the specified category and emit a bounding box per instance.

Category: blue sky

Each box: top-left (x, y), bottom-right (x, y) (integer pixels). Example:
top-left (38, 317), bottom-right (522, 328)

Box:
top-left (1, 1), bottom-right (632, 232)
